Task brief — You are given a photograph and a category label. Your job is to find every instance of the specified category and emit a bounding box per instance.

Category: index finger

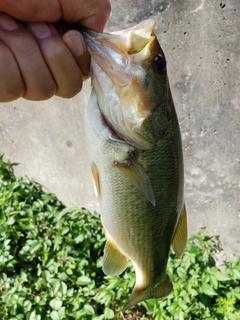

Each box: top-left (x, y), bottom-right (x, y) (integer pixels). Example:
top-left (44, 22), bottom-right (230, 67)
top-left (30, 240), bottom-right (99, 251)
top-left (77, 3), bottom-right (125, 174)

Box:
top-left (0, 0), bottom-right (111, 31)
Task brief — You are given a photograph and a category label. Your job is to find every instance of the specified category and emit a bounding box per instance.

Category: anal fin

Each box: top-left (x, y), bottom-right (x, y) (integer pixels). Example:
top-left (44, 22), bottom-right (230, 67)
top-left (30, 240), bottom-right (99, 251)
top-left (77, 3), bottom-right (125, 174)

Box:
top-left (103, 236), bottom-right (129, 276)
top-left (172, 204), bottom-right (187, 258)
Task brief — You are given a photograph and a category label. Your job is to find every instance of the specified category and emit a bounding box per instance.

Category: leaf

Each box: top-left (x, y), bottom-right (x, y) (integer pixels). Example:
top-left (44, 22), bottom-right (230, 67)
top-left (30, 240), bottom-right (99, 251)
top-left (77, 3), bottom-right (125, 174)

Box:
top-left (74, 234), bottom-right (84, 243)
top-left (42, 270), bottom-right (51, 282)
top-left (57, 307), bottom-right (65, 320)
top-left (59, 281), bottom-right (67, 295)
top-left (104, 308), bottom-right (115, 319)
top-left (50, 311), bottom-right (60, 320)
top-left (29, 241), bottom-right (42, 254)
top-left (27, 310), bottom-right (41, 320)
top-left (6, 216), bottom-right (15, 225)
top-left (106, 278), bottom-right (120, 290)
top-left (67, 288), bottom-right (74, 297)
top-left (23, 300), bottom-right (32, 312)
top-left (34, 296), bottom-right (40, 304)
top-left (210, 275), bottom-right (218, 288)
top-left (49, 298), bottom-right (62, 311)
top-left (61, 227), bottom-right (69, 236)
top-left (84, 304), bottom-right (95, 315)
top-left (4, 239), bottom-right (11, 246)
top-left (188, 288), bottom-right (198, 296)
top-left (49, 279), bottom-right (61, 293)
top-left (76, 275), bottom-right (92, 286)
top-left (233, 269), bottom-right (240, 280)
top-left (202, 283), bottom-right (218, 296)
top-left (214, 272), bottom-right (230, 282)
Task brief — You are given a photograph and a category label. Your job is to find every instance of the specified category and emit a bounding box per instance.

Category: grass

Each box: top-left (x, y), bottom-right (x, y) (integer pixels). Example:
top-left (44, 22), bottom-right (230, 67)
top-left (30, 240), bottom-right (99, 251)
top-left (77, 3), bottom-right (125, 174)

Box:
top-left (0, 156), bottom-right (239, 319)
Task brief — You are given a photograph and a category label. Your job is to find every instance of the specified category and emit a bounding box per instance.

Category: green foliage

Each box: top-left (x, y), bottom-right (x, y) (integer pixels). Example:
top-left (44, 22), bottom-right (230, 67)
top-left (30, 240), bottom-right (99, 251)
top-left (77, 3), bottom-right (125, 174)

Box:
top-left (0, 156), bottom-right (240, 319)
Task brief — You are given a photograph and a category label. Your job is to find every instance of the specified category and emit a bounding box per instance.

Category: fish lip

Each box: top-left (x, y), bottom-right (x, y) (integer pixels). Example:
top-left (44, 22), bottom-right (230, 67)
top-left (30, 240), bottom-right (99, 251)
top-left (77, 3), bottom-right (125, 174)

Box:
top-left (82, 31), bottom-right (132, 87)
top-left (80, 18), bottom-right (155, 40)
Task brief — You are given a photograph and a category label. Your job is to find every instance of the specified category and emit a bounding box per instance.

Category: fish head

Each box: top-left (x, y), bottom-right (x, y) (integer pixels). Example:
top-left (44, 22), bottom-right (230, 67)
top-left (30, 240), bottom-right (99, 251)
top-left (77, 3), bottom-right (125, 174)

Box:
top-left (82, 19), bottom-right (171, 149)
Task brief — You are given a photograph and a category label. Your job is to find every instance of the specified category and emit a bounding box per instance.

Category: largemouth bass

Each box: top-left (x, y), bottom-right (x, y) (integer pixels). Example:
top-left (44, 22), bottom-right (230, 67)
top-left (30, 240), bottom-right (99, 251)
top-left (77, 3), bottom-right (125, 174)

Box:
top-left (82, 19), bottom-right (187, 311)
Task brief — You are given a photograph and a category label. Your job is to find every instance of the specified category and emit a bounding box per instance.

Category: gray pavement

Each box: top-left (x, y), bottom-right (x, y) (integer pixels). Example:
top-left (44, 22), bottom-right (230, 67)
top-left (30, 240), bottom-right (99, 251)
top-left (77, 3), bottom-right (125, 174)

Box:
top-left (0, 0), bottom-right (239, 260)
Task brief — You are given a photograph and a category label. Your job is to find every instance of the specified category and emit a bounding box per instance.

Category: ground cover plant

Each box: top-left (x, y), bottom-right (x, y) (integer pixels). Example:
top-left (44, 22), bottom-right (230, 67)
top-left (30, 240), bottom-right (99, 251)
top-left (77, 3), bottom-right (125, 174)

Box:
top-left (0, 156), bottom-right (240, 319)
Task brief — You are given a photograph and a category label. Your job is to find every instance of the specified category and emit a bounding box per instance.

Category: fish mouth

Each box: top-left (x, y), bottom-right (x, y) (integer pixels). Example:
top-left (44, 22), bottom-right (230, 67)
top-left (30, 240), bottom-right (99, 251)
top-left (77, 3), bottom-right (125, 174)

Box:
top-left (81, 20), bottom-right (156, 150)
top-left (82, 20), bottom-right (155, 86)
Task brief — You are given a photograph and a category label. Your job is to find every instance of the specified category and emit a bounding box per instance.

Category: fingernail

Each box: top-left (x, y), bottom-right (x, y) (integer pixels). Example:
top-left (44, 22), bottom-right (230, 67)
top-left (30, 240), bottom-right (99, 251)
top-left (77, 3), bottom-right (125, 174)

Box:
top-left (28, 22), bottom-right (51, 39)
top-left (0, 13), bottom-right (19, 30)
top-left (64, 32), bottom-right (86, 57)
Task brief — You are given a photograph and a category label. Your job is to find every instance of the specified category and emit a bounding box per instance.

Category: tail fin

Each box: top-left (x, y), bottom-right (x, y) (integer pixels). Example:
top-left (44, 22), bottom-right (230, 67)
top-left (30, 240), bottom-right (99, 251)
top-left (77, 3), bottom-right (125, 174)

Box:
top-left (123, 275), bottom-right (172, 311)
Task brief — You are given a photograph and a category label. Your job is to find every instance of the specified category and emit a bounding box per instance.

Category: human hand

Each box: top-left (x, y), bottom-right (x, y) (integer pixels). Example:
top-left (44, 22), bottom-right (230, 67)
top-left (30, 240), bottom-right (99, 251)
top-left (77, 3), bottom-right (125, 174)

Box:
top-left (0, 0), bottom-right (111, 102)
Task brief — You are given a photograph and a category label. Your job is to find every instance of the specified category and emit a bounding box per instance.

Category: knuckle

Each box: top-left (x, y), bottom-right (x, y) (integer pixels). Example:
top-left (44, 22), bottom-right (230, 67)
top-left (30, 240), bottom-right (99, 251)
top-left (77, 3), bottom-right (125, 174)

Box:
top-left (24, 82), bottom-right (56, 101)
top-left (0, 87), bottom-right (24, 102)
top-left (38, 82), bottom-right (56, 100)
top-left (0, 72), bottom-right (25, 101)
top-left (58, 86), bottom-right (82, 99)
top-left (105, 0), bottom-right (112, 16)
top-left (0, 52), bottom-right (25, 101)
top-left (57, 79), bottom-right (83, 99)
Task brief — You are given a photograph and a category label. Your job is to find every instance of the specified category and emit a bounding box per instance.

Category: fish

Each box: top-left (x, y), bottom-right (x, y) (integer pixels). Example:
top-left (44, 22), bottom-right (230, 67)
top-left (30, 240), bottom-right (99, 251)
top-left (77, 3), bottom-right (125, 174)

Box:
top-left (81, 19), bottom-right (187, 311)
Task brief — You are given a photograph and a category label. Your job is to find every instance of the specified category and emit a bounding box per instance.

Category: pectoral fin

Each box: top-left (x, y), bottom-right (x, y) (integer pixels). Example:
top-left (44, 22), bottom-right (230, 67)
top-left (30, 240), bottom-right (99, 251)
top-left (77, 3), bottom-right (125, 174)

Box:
top-left (114, 153), bottom-right (155, 206)
top-left (172, 204), bottom-right (187, 258)
top-left (103, 236), bottom-right (129, 276)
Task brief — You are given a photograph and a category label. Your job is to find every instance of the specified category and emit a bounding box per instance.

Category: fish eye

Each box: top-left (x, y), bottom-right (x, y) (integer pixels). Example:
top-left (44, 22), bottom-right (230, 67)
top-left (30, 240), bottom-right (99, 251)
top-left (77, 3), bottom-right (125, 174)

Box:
top-left (154, 54), bottom-right (166, 71)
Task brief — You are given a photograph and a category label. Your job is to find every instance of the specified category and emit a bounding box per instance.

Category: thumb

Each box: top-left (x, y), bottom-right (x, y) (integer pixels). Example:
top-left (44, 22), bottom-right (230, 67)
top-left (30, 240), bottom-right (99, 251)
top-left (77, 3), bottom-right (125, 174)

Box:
top-left (60, 0), bottom-right (111, 31)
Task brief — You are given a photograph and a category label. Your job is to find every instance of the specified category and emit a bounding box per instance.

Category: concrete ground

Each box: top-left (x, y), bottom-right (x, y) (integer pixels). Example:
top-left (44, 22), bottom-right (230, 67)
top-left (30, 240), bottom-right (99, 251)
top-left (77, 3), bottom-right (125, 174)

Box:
top-left (0, 0), bottom-right (239, 260)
